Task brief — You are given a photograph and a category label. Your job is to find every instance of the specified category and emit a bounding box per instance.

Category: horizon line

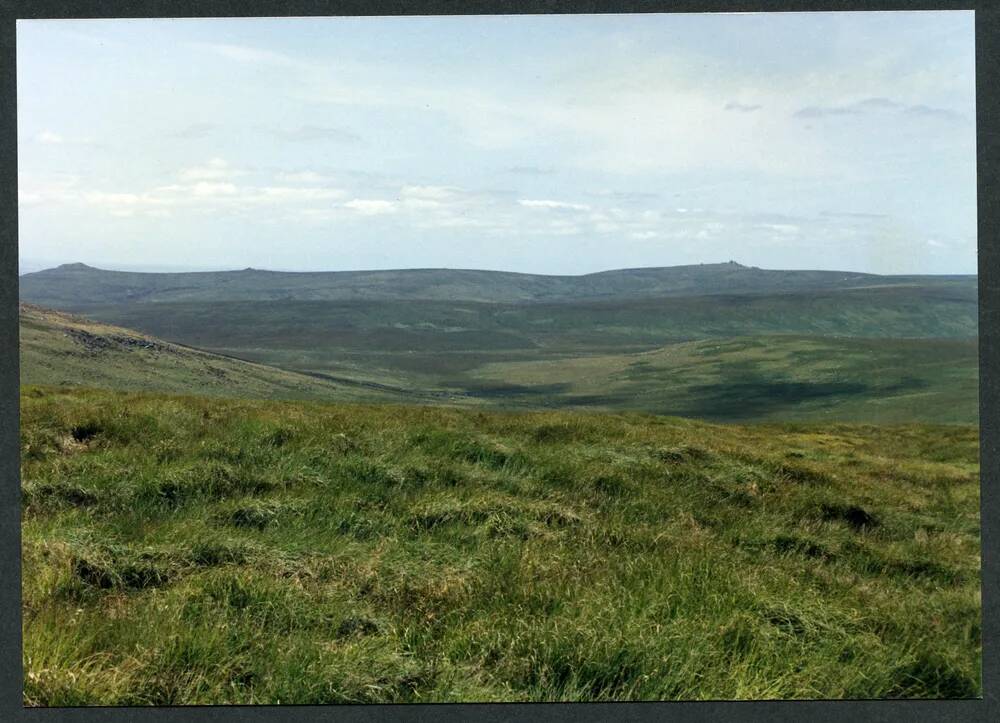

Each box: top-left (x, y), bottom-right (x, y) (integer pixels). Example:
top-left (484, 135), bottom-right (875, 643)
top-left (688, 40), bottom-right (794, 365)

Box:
top-left (20, 260), bottom-right (980, 279)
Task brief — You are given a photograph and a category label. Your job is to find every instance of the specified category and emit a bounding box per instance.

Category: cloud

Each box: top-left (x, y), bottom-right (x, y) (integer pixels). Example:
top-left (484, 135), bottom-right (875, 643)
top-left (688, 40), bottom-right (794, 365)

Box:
top-left (191, 182), bottom-right (238, 197)
top-left (507, 165), bottom-right (557, 175)
top-left (77, 189), bottom-right (176, 217)
top-left (258, 186), bottom-right (345, 201)
top-left (20, 163), bottom-right (350, 220)
top-left (794, 105), bottom-right (860, 119)
top-left (589, 190), bottom-right (661, 201)
top-left (344, 199), bottom-right (397, 215)
top-left (18, 174), bottom-right (85, 210)
top-left (255, 33), bottom-right (967, 178)
top-left (168, 123), bottom-right (216, 140)
top-left (83, 191), bottom-right (143, 205)
top-left (759, 223), bottom-right (800, 235)
top-left (696, 222), bottom-right (727, 239)
top-left (820, 211), bottom-right (888, 220)
top-left (178, 158), bottom-right (244, 182)
top-left (401, 185), bottom-right (463, 201)
top-left (793, 97), bottom-right (965, 121)
top-left (275, 171), bottom-right (338, 184)
top-left (854, 97), bottom-right (900, 112)
top-left (905, 104), bottom-right (965, 121)
top-left (398, 185), bottom-right (462, 211)
top-left (269, 125), bottom-right (362, 143)
top-left (518, 199), bottom-right (591, 211)
top-left (27, 130), bottom-right (104, 148)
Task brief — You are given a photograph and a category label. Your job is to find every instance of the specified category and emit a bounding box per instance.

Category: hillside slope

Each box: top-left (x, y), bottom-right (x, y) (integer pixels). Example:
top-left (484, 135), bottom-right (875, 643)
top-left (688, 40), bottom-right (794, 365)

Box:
top-left (465, 335), bottom-right (980, 424)
top-left (21, 387), bottom-right (980, 703)
top-left (18, 302), bottom-right (978, 423)
top-left (17, 259), bottom-right (979, 424)
top-left (18, 304), bottom-right (412, 404)
top-left (18, 260), bottom-right (978, 307)
top-left (77, 282), bottom-right (979, 358)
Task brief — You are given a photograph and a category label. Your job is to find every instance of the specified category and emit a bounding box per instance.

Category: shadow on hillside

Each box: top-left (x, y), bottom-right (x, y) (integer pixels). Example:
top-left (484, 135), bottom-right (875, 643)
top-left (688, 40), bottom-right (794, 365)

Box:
top-left (675, 374), bottom-right (928, 420)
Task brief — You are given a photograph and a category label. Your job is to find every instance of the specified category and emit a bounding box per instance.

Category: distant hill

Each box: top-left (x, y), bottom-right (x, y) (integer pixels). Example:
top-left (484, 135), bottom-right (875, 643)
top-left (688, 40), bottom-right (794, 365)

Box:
top-left (18, 260), bottom-right (977, 308)
top-left (18, 303), bottom-right (412, 403)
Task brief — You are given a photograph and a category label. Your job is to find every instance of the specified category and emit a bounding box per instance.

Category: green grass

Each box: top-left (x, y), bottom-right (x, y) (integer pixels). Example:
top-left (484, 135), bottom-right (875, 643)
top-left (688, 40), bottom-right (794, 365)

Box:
top-left (22, 385), bottom-right (981, 703)
top-left (22, 302), bottom-right (978, 424)
top-left (75, 282), bottom-right (979, 360)
top-left (465, 335), bottom-right (980, 424)
top-left (19, 263), bottom-right (979, 426)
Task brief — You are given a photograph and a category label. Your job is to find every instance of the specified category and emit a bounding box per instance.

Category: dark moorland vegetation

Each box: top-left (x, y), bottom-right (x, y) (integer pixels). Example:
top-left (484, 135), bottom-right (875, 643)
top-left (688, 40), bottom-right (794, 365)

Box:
top-left (17, 260), bottom-right (980, 424)
top-left (21, 386), bottom-right (981, 703)
top-left (18, 260), bottom-right (977, 306)
top-left (19, 303), bottom-right (979, 423)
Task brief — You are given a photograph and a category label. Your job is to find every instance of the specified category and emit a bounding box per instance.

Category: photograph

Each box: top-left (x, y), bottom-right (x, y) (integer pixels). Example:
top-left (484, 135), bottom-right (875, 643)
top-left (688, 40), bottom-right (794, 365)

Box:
top-left (15, 10), bottom-right (981, 704)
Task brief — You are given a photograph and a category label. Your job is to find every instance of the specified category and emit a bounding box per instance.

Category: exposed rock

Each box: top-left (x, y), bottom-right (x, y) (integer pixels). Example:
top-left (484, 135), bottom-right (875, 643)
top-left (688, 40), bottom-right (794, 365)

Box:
top-left (65, 328), bottom-right (170, 354)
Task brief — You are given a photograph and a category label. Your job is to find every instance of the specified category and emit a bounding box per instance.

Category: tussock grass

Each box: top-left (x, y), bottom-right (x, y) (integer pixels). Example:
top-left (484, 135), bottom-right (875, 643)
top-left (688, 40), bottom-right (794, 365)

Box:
top-left (21, 386), bottom-right (981, 703)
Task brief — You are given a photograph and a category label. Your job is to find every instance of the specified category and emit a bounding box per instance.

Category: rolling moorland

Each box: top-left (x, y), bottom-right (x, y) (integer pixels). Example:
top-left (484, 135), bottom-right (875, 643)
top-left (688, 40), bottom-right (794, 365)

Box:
top-left (18, 261), bottom-right (981, 702)
top-left (18, 261), bottom-right (980, 423)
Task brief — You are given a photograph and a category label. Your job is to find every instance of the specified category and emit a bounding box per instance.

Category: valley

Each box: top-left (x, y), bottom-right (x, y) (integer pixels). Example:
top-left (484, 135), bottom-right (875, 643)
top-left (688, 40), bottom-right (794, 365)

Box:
top-left (18, 262), bottom-right (980, 423)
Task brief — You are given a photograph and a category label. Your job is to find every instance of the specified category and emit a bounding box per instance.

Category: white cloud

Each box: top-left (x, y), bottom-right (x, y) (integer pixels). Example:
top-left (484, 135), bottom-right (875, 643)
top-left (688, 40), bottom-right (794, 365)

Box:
top-left (696, 222), bottom-right (727, 239)
top-left (258, 186), bottom-right (345, 201)
top-left (401, 185), bottom-right (462, 201)
top-left (760, 223), bottom-right (800, 235)
top-left (546, 219), bottom-right (583, 235)
top-left (168, 122), bottom-right (216, 140)
top-left (191, 182), bottom-right (238, 197)
top-left (29, 130), bottom-right (102, 147)
top-left (344, 199), bottom-right (397, 215)
top-left (275, 171), bottom-right (337, 185)
top-left (402, 198), bottom-right (443, 210)
top-left (195, 24), bottom-right (969, 185)
top-left (518, 199), bottom-right (591, 211)
top-left (21, 166), bottom-right (346, 219)
top-left (178, 158), bottom-right (243, 182)
top-left (17, 173), bottom-right (80, 205)
top-left (83, 191), bottom-right (143, 205)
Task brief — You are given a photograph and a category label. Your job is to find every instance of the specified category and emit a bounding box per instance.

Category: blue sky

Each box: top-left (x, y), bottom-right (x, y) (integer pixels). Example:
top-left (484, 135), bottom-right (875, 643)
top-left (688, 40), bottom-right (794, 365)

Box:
top-left (16, 12), bottom-right (976, 275)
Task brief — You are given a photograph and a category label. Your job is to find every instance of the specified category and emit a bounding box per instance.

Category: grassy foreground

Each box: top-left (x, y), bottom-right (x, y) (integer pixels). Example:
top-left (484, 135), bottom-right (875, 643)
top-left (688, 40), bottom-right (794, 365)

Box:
top-left (21, 386), bottom-right (981, 703)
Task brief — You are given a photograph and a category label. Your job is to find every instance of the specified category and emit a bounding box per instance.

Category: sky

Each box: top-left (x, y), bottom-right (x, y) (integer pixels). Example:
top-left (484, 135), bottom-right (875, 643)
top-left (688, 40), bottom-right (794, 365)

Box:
top-left (16, 12), bottom-right (977, 275)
